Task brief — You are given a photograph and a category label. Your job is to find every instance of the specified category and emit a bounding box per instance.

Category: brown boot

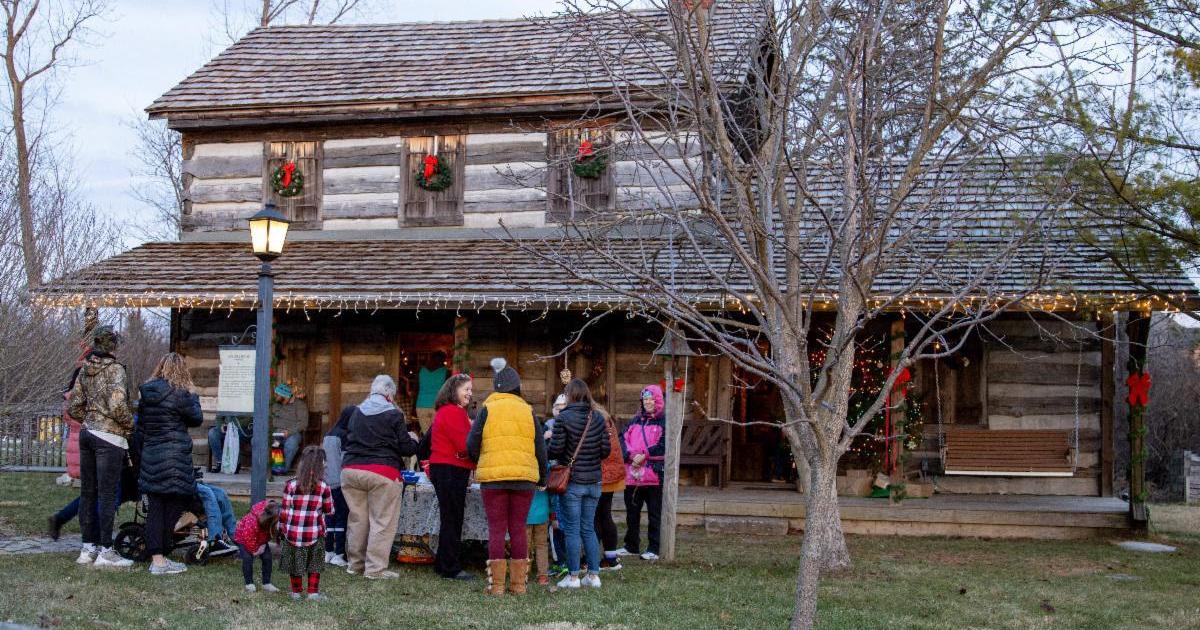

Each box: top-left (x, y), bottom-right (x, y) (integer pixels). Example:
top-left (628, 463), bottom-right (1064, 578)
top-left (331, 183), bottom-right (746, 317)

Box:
top-left (485, 559), bottom-right (507, 596)
top-left (507, 559), bottom-right (530, 595)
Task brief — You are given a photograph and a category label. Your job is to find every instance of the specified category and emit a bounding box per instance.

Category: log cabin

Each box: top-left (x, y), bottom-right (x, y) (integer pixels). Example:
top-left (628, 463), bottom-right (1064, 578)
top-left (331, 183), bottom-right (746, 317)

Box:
top-left (34, 4), bottom-right (1198, 537)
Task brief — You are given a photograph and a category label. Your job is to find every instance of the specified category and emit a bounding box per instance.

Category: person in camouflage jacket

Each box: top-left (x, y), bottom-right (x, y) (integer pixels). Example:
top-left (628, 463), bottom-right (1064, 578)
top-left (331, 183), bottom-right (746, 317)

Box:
top-left (67, 325), bottom-right (135, 568)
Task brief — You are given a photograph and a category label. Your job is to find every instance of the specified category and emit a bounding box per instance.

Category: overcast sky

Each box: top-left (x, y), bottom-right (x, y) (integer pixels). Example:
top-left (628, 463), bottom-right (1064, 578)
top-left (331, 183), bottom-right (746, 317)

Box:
top-left (59, 0), bottom-right (567, 245)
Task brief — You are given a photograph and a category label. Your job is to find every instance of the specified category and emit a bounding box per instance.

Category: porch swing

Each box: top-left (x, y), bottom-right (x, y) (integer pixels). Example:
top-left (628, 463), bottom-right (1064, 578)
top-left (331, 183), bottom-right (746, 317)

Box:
top-left (939, 345), bottom-right (1081, 478)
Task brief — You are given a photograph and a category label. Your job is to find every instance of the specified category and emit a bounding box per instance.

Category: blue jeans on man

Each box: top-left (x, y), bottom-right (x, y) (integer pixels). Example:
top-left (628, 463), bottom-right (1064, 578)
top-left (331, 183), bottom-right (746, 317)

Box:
top-left (208, 421), bottom-right (301, 471)
top-left (560, 482), bottom-right (602, 574)
top-left (195, 482), bottom-right (236, 541)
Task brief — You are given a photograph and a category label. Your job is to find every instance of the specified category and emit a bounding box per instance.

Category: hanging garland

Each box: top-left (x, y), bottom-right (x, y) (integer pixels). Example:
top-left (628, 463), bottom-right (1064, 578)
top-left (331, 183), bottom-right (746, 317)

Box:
top-left (416, 154), bottom-right (454, 192)
top-left (572, 139), bottom-right (608, 180)
top-left (271, 161), bottom-right (304, 197)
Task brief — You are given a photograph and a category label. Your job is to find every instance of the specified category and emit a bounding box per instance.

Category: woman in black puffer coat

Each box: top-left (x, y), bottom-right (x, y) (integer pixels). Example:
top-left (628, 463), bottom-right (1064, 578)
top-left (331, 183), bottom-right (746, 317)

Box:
top-left (134, 352), bottom-right (202, 575)
top-left (548, 378), bottom-right (611, 587)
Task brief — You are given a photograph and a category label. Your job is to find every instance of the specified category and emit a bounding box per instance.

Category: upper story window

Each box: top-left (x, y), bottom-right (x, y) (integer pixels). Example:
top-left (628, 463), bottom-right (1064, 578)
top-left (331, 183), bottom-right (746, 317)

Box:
top-left (265, 141), bottom-right (321, 226)
top-left (547, 128), bottom-right (614, 223)
top-left (403, 135), bottom-right (465, 227)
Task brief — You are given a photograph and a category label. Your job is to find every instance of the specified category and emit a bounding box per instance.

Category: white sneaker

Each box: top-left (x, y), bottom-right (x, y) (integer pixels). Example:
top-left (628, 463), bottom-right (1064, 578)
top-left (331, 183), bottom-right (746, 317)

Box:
top-left (328, 554), bottom-right (348, 567)
top-left (93, 548), bottom-right (133, 568)
top-left (557, 574), bottom-right (581, 589)
top-left (55, 473), bottom-right (73, 486)
top-left (75, 544), bottom-right (98, 565)
top-left (244, 584), bottom-right (257, 593)
top-left (614, 547), bottom-right (635, 557)
top-left (324, 552), bottom-right (335, 563)
top-left (581, 573), bottom-right (602, 588)
top-left (640, 551), bottom-right (659, 561)
top-left (261, 583), bottom-right (280, 593)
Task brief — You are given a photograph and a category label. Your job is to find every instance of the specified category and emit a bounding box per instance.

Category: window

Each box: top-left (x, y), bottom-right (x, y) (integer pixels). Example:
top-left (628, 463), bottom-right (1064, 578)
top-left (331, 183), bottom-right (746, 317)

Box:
top-left (548, 128), bottom-right (614, 223)
top-left (265, 141), bottom-right (321, 225)
top-left (403, 135), bottom-right (465, 227)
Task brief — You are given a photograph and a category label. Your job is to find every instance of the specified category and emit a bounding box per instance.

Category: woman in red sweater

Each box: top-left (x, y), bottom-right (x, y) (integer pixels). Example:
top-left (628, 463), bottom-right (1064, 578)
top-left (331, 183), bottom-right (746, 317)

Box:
top-left (428, 373), bottom-right (476, 580)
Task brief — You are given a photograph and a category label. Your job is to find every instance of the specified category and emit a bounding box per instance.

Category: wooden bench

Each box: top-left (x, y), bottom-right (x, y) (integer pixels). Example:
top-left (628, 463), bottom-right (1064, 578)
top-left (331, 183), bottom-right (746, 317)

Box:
top-left (942, 428), bottom-right (1074, 477)
top-left (681, 420), bottom-right (727, 488)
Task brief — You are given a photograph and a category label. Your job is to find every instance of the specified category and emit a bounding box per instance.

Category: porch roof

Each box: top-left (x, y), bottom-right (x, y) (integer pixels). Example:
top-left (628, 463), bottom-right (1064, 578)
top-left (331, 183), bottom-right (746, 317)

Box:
top-left (32, 231), bottom-right (1196, 312)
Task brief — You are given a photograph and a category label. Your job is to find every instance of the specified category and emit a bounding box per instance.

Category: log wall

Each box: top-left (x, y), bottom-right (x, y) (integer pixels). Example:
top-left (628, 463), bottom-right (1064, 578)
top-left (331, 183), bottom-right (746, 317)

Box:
top-left (180, 126), bottom-right (703, 233)
top-left (935, 318), bottom-right (1105, 496)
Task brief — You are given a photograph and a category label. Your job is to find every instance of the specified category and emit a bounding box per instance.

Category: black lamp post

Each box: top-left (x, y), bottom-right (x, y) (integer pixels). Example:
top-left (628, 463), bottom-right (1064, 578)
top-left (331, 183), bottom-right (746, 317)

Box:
top-left (247, 204), bottom-right (289, 504)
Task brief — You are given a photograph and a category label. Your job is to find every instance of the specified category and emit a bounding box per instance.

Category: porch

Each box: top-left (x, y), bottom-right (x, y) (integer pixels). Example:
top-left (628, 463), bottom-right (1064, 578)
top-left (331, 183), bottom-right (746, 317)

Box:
top-left (200, 473), bottom-right (1131, 540)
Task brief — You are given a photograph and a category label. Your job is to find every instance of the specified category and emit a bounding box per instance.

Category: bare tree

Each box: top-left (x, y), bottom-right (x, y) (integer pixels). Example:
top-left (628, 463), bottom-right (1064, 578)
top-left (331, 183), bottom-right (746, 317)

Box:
top-left (211, 0), bottom-right (380, 47)
top-left (0, 0), bottom-right (106, 289)
top-left (127, 115), bottom-right (183, 242)
top-left (504, 2), bottom-right (1087, 627)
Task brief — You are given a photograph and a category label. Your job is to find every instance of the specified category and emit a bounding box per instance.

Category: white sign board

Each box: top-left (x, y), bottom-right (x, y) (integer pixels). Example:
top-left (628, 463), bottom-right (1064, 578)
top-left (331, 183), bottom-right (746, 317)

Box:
top-left (217, 346), bottom-right (256, 415)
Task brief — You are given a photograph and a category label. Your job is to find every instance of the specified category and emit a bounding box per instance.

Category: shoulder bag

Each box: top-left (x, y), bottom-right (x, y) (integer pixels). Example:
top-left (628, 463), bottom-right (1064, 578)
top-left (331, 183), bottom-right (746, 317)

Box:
top-left (546, 409), bottom-right (593, 494)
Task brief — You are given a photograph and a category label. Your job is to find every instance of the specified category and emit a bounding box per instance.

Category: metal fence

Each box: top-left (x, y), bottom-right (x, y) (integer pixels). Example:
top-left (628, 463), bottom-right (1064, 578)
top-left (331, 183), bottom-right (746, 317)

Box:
top-left (0, 408), bottom-right (67, 472)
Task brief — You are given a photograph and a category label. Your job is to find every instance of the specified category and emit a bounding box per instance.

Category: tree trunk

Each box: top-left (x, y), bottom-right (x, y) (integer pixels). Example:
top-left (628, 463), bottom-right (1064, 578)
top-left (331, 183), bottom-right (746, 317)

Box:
top-left (5, 39), bottom-right (40, 289)
top-left (792, 461), bottom-right (850, 630)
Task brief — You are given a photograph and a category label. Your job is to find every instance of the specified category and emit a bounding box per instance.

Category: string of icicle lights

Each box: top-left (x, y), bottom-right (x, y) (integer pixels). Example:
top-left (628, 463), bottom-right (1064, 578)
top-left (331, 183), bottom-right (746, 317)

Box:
top-left (31, 289), bottom-right (1194, 318)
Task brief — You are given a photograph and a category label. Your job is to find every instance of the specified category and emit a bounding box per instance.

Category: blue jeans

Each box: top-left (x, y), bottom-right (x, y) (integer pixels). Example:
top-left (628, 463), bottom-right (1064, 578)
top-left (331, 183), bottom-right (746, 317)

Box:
top-left (560, 482), bottom-right (602, 574)
top-left (195, 483), bottom-right (236, 541)
top-left (282, 434), bottom-right (301, 471)
top-left (208, 420), bottom-right (249, 468)
top-left (324, 486), bottom-right (349, 556)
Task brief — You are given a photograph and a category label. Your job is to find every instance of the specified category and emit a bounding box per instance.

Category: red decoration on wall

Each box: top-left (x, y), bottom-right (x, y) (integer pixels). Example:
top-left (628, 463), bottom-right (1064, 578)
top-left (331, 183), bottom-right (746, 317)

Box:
top-left (280, 161), bottom-right (296, 187)
top-left (577, 140), bottom-right (594, 159)
top-left (681, 0), bottom-right (714, 9)
top-left (423, 155), bottom-right (439, 179)
top-left (658, 378), bottom-right (686, 393)
top-left (1126, 372), bottom-right (1152, 407)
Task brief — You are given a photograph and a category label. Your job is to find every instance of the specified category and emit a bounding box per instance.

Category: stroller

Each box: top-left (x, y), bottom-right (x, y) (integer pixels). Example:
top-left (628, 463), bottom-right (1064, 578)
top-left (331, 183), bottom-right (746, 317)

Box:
top-left (113, 469), bottom-right (233, 565)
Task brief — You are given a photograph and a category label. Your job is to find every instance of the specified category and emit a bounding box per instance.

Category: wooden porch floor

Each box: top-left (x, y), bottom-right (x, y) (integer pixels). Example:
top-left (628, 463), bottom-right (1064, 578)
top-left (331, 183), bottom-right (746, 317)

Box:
top-left (202, 474), bottom-right (1131, 540)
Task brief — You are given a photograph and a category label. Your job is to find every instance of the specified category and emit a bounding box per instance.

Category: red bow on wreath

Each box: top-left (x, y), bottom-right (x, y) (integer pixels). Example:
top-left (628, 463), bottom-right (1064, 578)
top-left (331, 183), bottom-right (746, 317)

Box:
top-left (281, 162), bottom-right (296, 188)
top-left (1126, 372), bottom-right (1152, 407)
top-left (423, 155), bottom-right (439, 179)
top-left (659, 378), bottom-right (685, 393)
top-left (577, 140), bottom-right (594, 160)
top-left (893, 366), bottom-right (912, 398)
top-left (681, 0), bottom-right (715, 9)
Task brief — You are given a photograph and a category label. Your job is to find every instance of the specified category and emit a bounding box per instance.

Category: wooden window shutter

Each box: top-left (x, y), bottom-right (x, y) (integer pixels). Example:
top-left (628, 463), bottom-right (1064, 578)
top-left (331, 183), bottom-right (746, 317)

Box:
top-left (548, 128), bottom-right (613, 223)
top-left (403, 135), bottom-right (465, 227)
top-left (265, 141), bottom-right (321, 226)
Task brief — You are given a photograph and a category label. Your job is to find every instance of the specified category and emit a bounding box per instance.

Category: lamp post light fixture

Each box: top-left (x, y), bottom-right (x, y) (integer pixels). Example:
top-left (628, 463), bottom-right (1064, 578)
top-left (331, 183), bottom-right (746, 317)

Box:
top-left (652, 325), bottom-right (698, 561)
top-left (247, 204), bottom-right (289, 503)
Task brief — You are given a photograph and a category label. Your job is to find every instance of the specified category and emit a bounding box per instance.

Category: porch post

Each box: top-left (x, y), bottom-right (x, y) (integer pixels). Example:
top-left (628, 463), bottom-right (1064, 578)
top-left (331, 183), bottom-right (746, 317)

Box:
top-left (1125, 312), bottom-right (1150, 531)
top-left (1099, 313), bottom-right (1117, 497)
top-left (660, 357), bottom-right (684, 561)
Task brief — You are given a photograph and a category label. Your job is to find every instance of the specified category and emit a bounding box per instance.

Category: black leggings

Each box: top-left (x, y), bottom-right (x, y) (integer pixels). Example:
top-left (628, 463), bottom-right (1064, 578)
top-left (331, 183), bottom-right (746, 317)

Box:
top-left (238, 543), bottom-right (273, 585)
top-left (145, 493), bottom-right (189, 557)
top-left (594, 491), bottom-right (619, 552)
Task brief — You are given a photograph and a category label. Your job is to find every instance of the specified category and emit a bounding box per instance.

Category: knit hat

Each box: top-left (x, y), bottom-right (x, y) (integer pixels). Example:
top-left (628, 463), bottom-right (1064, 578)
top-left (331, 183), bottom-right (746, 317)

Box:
top-left (491, 358), bottom-right (521, 394)
top-left (92, 325), bottom-right (119, 354)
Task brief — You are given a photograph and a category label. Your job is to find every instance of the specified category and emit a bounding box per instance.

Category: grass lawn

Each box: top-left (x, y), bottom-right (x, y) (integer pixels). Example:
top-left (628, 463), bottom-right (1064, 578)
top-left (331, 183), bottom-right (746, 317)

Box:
top-left (1, 472), bottom-right (1199, 629)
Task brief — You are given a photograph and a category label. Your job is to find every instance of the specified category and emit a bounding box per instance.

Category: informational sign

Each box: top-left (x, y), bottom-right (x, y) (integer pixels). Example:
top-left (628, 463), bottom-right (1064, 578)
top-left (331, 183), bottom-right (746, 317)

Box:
top-left (217, 345), bottom-right (256, 415)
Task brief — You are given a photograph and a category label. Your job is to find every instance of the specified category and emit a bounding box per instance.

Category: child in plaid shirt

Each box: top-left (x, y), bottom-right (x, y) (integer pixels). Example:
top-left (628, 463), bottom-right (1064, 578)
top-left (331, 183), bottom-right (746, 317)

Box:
top-left (280, 446), bottom-right (335, 601)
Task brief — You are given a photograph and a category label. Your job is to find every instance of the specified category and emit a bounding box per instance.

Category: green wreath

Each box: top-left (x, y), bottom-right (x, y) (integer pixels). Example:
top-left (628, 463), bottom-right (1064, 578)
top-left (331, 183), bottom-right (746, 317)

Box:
top-left (416, 156), bottom-right (454, 192)
top-left (271, 162), bottom-right (304, 197)
top-left (573, 152), bottom-right (608, 180)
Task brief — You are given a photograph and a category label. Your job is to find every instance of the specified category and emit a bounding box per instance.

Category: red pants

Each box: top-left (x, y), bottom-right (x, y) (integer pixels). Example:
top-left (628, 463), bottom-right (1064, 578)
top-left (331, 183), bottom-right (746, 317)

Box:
top-left (481, 488), bottom-right (534, 560)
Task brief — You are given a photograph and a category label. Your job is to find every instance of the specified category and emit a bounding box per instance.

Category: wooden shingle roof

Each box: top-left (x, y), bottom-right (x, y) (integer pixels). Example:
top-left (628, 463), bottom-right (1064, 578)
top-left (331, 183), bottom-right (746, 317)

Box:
top-left (147, 5), bottom-right (764, 117)
top-left (32, 232), bottom-right (1196, 312)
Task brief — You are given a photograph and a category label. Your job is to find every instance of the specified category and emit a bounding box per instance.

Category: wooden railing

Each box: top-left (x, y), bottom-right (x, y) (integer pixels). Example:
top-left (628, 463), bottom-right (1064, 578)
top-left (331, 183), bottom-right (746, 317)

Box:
top-left (0, 408), bottom-right (68, 471)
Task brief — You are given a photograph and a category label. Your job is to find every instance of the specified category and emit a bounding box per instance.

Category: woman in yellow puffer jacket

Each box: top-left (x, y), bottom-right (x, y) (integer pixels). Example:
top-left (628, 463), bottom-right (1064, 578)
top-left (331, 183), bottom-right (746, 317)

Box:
top-left (466, 358), bottom-right (547, 597)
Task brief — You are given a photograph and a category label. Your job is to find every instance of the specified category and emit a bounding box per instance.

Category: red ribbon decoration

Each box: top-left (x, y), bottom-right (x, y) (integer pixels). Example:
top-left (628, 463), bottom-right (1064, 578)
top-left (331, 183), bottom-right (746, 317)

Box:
top-left (658, 378), bottom-right (686, 393)
top-left (1126, 372), bottom-right (1152, 407)
top-left (281, 162), bottom-right (296, 188)
top-left (577, 140), bottom-right (594, 160)
top-left (681, 0), bottom-right (715, 9)
top-left (423, 155), bottom-right (438, 179)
